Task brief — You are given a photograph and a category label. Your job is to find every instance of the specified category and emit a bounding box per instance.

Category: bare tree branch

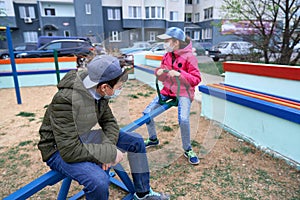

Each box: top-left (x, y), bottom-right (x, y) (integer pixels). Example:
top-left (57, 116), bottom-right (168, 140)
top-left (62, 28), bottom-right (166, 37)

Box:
top-left (221, 0), bottom-right (300, 65)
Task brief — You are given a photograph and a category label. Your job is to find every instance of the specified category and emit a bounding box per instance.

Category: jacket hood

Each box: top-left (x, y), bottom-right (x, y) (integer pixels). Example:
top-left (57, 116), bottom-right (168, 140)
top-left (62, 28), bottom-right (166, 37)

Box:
top-left (174, 41), bottom-right (193, 56)
top-left (57, 70), bottom-right (92, 97)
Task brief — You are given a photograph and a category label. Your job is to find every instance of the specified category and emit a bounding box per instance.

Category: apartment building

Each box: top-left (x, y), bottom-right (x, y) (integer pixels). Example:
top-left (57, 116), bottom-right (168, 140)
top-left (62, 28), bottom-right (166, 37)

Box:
top-left (0, 0), bottom-right (237, 49)
top-left (101, 0), bottom-right (186, 48)
top-left (0, 0), bottom-right (76, 48)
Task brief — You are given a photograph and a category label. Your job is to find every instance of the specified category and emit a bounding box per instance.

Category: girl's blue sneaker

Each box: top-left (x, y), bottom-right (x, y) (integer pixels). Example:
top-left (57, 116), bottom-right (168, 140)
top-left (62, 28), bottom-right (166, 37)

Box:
top-left (184, 149), bottom-right (200, 165)
top-left (144, 138), bottom-right (159, 148)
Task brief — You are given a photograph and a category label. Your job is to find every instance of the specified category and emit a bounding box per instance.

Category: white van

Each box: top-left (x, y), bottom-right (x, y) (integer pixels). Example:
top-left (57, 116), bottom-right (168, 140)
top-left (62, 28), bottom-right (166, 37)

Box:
top-left (209, 41), bottom-right (260, 61)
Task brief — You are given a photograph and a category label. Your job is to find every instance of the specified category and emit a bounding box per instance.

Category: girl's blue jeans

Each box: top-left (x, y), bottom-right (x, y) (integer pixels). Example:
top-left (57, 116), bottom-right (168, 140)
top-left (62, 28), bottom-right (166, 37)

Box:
top-left (143, 95), bottom-right (192, 151)
top-left (46, 131), bottom-right (150, 200)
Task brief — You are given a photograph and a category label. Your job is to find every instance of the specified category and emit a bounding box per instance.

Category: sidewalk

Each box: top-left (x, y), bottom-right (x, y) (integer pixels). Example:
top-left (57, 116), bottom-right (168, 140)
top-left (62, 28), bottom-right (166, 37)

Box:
top-left (194, 72), bottom-right (224, 102)
top-left (193, 55), bottom-right (224, 102)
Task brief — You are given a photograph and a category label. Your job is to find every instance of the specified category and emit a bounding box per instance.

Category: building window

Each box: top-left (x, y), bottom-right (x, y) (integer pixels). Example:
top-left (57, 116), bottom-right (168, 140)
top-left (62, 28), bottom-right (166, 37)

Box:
top-left (149, 31), bottom-right (157, 42)
top-left (194, 13), bottom-right (200, 22)
top-left (185, 0), bottom-right (192, 4)
top-left (202, 28), bottom-right (212, 39)
top-left (45, 8), bottom-right (55, 16)
top-left (19, 6), bottom-right (36, 18)
top-left (107, 8), bottom-right (120, 20)
top-left (145, 6), bottom-right (164, 19)
top-left (0, 1), bottom-right (6, 16)
top-left (170, 11), bottom-right (178, 21)
top-left (128, 6), bottom-right (141, 18)
top-left (151, 6), bottom-right (155, 18)
top-left (46, 31), bottom-right (54, 36)
top-left (64, 30), bottom-right (70, 37)
top-left (23, 31), bottom-right (38, 43)
top-left (204, 7), bottom-right (213, 20)
top-left (85, 3), bottom-right (91, 15)
top-left (130, 32), bottom-right (139, 41)
top-left (185, 13), bottom-right (192, 22)
top-left (193, 31), bottom-right (200, 40)
top-left (196, 0), bottom-right (200, 3)
top-left (157, 7), bottom-right (164, 19)
top-left (109, 31), bottom-right (121, 42)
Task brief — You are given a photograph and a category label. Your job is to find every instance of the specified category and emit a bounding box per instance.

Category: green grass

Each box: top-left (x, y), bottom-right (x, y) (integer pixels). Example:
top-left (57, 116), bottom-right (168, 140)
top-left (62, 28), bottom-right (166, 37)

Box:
top-left (128, 94), bottom-right (139, 99)
top-left (198, 62), bottom-right (224, 75)
top-left (18, 140), bottom-right (33, 147)
top-left (161, 126), bottom-right (173, 132)
top-left (137, 92), bottom-right (152, 97)
top-left (16, 112), bottom-right (36, 122)
top-left (16, 112), bottom-right (35, 118)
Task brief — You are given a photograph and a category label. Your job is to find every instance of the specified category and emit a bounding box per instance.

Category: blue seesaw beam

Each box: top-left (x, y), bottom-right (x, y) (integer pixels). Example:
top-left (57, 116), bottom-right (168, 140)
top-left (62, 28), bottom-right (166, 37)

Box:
top-left (4, 102), bottom-right (172, 200)
top-left (3, 170), bottom-right (66, 200)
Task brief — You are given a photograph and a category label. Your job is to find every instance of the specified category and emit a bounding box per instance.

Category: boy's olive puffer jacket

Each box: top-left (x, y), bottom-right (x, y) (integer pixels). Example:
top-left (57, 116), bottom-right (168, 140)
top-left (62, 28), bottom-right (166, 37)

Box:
top-left (38, 70), bottom-right (119, 164)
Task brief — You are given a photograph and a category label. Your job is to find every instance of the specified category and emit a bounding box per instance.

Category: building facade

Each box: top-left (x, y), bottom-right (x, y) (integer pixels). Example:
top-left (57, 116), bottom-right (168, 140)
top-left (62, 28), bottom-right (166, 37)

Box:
top-left (0, 0), bottom-right (240, 49)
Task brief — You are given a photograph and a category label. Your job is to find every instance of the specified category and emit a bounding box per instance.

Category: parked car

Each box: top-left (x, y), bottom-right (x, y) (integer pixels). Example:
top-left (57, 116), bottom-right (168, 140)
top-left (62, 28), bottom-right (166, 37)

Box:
top-left (119, 42), bottom-right (151, 54)
top-left (131, 41), bottom-right (208, 56)
top-left (147, 42), bottom-right (165, 55)
top-left (208, 41), bottom-right (260, 61)
top-left (0, 43), bottom-right (37, 59)
top-left (37, 36), bottom-right (91, 48)
top-left (293, 43), bottom-right (300, 52)
top-left (92, 43), bottom-right (106, 55)
top-left (192, 42), bottom-right (210, 56)
top-left (16, 39), bottom-right (94, 58)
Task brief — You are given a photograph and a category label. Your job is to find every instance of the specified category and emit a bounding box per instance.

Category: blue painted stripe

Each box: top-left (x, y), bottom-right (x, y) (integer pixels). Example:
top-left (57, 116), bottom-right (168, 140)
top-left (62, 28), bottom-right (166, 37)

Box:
top-left (134, 65), bottom-right (154, 74)
top-left (0, 69), bottom-right (75, 76)
top-left (199, 85), bottom-right (300, 124)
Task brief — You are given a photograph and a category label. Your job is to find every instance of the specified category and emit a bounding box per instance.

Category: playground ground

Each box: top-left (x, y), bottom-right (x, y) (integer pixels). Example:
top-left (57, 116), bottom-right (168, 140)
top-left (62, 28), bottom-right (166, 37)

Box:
top-left (0, 77), bottom-right (299, 199)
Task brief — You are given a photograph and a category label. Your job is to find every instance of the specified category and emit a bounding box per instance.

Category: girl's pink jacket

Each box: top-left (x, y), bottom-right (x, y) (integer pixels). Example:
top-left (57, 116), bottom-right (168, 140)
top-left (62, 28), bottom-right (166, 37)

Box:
top-left (155, 41), bottom-right (201, 100)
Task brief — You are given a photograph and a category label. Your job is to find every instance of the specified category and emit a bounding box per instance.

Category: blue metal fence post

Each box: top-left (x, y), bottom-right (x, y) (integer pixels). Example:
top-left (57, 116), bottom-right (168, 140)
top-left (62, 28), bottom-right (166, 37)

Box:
top-left (6, 26), bottom-right (22, 104)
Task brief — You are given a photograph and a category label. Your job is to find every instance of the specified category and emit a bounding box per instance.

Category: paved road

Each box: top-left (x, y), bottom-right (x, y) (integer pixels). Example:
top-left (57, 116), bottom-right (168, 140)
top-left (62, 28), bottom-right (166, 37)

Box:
top-left (197, 55), bottom-right (215, 63)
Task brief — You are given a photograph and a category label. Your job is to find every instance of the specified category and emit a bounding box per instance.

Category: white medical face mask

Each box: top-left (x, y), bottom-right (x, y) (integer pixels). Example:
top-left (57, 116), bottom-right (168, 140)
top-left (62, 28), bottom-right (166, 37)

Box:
top-left (111, 88), bottom-right (122, 98)
top-left (164, 42), bottom-right (174, 52)
top-left (104, 88), bottom-right (122, 99)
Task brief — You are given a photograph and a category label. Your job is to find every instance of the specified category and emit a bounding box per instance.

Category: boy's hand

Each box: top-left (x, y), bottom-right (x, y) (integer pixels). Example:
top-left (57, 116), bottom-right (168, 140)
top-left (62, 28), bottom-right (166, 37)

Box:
top-left (168, 70), bottom-right (180, 77)
top-left (102, 149), bottom-right (124, 170)
top-left (102, 163), bottom-right (111, 171)
top-left (111, 149), bottom-right (124, 166)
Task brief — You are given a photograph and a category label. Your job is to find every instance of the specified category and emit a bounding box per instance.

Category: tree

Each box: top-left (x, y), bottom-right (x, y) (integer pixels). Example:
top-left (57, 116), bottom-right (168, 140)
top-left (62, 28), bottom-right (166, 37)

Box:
top-left (221, 0), bottom-right (300, 65)
top-left (0, 8), bottom-right (7, 42)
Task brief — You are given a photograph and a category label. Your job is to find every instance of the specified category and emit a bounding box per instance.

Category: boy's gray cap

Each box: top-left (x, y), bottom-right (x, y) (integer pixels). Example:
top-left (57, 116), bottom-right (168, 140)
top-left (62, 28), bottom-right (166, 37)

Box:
top-left (157, 27), bottom-right (186, 42)
top-left (83, 55), bottom-right (123, 88)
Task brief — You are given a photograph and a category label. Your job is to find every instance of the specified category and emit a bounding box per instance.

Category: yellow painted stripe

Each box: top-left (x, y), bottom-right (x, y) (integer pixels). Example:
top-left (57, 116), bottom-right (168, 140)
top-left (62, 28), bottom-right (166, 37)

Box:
top-left (207, 84), bottom-right (300, 110)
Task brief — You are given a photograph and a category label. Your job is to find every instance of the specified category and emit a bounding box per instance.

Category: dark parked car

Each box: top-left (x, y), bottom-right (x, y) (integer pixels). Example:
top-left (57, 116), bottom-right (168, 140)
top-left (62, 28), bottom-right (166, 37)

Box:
top-left (0, 43), bottom-right (37, 59)
top-left (16, 39), bottom-right (94, 58)
top-left (37, 36), bottom-right (91, 48)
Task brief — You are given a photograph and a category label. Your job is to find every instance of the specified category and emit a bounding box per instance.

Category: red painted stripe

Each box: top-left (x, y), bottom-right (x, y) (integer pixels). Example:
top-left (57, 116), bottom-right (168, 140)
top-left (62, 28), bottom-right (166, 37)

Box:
top-left (223, 62), bottom-right (300, 81)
